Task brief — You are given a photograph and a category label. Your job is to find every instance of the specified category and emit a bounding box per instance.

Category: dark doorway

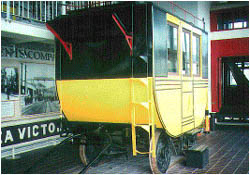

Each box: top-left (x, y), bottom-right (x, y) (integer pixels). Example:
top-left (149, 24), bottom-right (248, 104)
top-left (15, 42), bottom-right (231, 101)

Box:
top-left (217, 56), bottom-right (249, 122)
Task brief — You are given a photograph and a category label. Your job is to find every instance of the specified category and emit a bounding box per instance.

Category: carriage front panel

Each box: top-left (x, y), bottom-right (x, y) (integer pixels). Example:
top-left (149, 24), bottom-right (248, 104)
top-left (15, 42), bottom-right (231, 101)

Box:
top-left (56, 79), bottom-right (132, 124)
top-left (56, 78), bottom-right (162, 126)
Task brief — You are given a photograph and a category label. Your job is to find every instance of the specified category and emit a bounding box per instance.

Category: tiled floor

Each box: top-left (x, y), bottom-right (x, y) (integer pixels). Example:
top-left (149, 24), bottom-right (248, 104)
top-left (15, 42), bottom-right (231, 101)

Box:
top-left (1, 125), bottom-right (249, 174)
top-left (167, 125), bottom-right (249, 174)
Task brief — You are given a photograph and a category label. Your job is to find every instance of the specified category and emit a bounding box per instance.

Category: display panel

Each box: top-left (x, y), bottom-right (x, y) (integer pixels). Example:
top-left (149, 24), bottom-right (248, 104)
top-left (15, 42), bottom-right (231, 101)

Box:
top-left (20, 63), bottom-right (59, 115)
top-left (1, 44), bottom-right (60, 118)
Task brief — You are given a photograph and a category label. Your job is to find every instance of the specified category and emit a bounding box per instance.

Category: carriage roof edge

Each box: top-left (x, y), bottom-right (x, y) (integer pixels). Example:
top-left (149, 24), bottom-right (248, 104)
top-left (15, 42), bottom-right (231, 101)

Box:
top-left (47, 2), bottom-right (207, 35)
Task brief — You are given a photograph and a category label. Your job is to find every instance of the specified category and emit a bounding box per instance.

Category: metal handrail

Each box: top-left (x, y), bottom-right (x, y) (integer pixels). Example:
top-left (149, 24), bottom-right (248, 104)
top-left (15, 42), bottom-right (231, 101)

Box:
top-left (154, 1), bottom-right (205, 30)
top-left (1, 1), bottom-right (205, 29)
top-left (166, 1), bottom-right (205, 29)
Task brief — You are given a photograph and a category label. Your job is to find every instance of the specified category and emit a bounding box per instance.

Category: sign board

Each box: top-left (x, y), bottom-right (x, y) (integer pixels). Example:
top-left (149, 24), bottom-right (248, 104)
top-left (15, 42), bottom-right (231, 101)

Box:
top-left (1, 46), bottom-right (54, 63)
top-left (1, 119), bottom-right (61, 147)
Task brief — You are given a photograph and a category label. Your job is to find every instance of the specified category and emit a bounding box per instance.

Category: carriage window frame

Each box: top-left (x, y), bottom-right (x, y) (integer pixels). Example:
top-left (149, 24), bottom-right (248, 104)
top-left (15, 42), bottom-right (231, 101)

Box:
top-left (181, 28), bottom-right (191, 76)
top-left (192, 33), bottom-right (201, 76)
top-left (167, 22), bottom-right (179, 75)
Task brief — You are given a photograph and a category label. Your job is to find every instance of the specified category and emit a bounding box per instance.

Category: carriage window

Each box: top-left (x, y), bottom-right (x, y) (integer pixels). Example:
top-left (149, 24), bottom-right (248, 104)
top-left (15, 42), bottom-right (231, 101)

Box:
top-left (167, 23), bottom-right (178, 74)
top-left (182, 29), bottom-right (191, 76)
top-left (192, 34), bottom-right (200, 75)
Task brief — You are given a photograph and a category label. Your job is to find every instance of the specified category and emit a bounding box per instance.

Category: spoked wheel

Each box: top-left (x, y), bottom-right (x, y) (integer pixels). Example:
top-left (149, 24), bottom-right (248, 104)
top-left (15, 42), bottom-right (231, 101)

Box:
top-left (79, 135), bottom-right (103, 166)
top-left (149, 129), bottom-right (171, 174)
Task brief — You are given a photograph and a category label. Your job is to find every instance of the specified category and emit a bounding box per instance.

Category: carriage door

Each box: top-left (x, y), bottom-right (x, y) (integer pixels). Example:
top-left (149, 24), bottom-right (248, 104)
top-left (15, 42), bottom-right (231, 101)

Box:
top-left (181, 23), bottom-right (195, 133)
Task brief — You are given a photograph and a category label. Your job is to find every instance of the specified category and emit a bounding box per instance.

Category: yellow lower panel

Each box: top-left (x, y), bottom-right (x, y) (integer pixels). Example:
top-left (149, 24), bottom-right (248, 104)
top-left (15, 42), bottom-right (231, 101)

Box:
top-left (57, 79), bottom-right (131, 123)
top-left (182, 123), bottom-right (195, 133)
top-left (56, 78), bottom-right (162, 127)
top-left (155, 89), bottom-right (182, 137)
top-left (182, 93), bottom-right (193, 118)
top-left (194, 87), bottom-right (208, 127)
top-left (182, 81), bottom-right (192, 92)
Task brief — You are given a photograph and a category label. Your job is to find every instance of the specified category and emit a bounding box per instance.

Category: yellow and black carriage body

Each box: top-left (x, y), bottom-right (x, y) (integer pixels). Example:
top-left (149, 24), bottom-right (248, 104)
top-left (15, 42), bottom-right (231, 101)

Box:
top-left (47, 2), bottom-right (208, 173)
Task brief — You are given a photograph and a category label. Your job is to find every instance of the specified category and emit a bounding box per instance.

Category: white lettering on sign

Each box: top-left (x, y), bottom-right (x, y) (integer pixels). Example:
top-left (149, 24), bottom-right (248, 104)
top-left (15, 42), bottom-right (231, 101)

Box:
top-left (41, 124), bottom-right (48, 135)
top-left (48, 123), bottom-right (55, 133)
top-left (18, 128), bottom-right (26, 140)
top-left (1, 46), bottom-right (54, 62)
top-left (33, 125), bottom-right (39, 137)
top-left (5, 130), bottom-right (14, 143)
top-left (27, 126), bottom-right (31, 138)
top-left (1, 121), bottom-right (61, 147)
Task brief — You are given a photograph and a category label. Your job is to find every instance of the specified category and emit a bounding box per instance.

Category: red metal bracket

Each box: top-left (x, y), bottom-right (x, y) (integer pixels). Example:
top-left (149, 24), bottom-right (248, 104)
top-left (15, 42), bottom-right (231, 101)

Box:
top-left (46, 24), bottom-right (73, 60)
top-left (112, 14), bottom-right (133, 55)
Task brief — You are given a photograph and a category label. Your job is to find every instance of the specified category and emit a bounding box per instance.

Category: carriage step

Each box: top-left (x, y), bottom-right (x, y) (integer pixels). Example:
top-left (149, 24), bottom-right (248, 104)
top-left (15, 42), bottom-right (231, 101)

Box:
top-left (136, 150), bottom-right (151, 154)
top-left (185, 145), bottom-right (209, 168)
top-left (185, 128), bottom-right (202, 136)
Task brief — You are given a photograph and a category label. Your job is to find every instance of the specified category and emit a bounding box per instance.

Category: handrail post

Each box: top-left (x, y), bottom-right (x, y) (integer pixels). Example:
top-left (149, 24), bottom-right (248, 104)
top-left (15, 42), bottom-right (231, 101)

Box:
top-left (36, 1), bottom-right (38, 20)
top-left (22, 1), bottom-right (24, 18)
top-left (12, 1), bottom-right (15, 16)
top-left (56, 2), bottom-right (58, 17)
top-left (61, 1), bottom-right (66, 15)
top-left (52, 2), bottom-right (54, 19)
top-left (18, 1), bottom-right (20, 16)
top-left (27, 1), bottom-right (30, 19)
top-left (7, 1), bottom-right (10, 20)
top-left (44, 1), bottom-right (46, 22)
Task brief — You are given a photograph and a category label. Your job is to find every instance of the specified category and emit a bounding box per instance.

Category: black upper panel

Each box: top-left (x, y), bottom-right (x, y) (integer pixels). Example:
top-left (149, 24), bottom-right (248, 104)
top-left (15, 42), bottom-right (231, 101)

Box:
top-left (50, 2), bottom-right (208, 80)
top-left (133, 4), bottom-right (152, 78)
top-left (153, 7), bottom-right (168, 77)
top-left (50, 3), bottom-right (152, 80)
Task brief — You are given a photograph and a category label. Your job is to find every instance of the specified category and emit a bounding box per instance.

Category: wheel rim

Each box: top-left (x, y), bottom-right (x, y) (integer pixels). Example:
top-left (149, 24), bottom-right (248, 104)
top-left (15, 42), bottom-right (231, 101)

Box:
top-left (79, 144), bottom-right (88, 165)
top-left (156, 136), bottom-right (171, 173)
top-left (149, 130), bottom-right (171, 174)
top-left (79, 135), bottom-right (103, 166)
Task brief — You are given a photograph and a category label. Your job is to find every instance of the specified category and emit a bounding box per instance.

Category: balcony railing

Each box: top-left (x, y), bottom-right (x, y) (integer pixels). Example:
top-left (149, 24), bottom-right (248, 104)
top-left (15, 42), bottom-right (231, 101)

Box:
top-left (1, 1), bottom-right (205, 30)
top-left (1, 1), bottom-right (63, 23)
top-left (65, 1), bottom-right (113, 12)
top-left (1, 1), bottom-right (114, 24)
